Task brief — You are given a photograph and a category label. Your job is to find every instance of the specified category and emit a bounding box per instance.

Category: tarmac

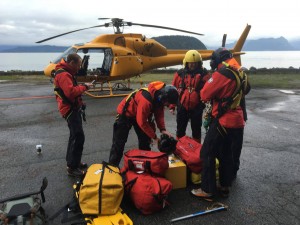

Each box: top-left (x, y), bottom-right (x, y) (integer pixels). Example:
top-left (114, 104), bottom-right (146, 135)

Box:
top-left (0, 80), bottom-right (299, 225)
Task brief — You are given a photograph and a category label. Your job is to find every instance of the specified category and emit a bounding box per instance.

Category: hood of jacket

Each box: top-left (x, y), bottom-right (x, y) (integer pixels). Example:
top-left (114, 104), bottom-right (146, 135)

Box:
top-left (55, 61), bottom-right (77, 76)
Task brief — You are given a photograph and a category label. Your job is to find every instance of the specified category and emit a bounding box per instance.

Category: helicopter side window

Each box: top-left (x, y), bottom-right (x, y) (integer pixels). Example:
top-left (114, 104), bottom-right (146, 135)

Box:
top-left (77, 55), bottom-right (90, 76)
top-left (102, 49), bottom-right (112, 76)
top-left (75, 48), bottom-right (113, 76)
top-left (114, 36), bottom-right (126, 47)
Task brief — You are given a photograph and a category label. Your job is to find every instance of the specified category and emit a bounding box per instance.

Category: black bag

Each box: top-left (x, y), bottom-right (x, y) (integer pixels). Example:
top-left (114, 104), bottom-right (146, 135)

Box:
top-left (0, 177), bottom-right (48, 225)
top-left (158, 134), bottom-right (177, 155)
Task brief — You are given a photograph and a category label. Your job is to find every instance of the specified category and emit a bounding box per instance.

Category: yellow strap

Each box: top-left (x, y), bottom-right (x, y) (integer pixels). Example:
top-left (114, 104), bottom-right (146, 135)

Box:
top-left (226, 68), bottom-right (241, 98)
top-left (125, 87), bottom-right (149, 102)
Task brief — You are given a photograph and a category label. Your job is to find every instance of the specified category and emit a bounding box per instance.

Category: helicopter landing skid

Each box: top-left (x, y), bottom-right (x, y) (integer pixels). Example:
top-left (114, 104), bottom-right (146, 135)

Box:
top-left (84, 81), bottom-right (132, 98)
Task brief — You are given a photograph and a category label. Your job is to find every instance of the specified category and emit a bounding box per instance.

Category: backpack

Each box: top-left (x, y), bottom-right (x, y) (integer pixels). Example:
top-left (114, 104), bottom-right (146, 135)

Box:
top-left (0, 178), bottom-right (48, 225)
top-left (124, 171), bottom-right (172, 215)
top-left (123, 149), bottom-right (169, 176)
top-left (78, 162), bottom-right (124, 215)
top-left (217, 63), bottom-right (248, 118)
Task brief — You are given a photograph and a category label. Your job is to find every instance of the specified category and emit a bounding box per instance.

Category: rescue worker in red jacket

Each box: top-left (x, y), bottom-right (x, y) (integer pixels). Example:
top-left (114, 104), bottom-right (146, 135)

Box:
top-left (191, 48), bottom-right (250, 199)
top-left (170, 50), bottom-right (210, 143)
top-left (109, 81), bottom-right (179, 166)
top-left (54, 53), bottom-right (94, 177)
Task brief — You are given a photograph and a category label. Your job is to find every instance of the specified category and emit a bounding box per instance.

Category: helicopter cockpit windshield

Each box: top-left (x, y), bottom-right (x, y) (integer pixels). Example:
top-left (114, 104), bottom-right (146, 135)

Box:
top-left (53, 47), bottom-right (76, 64)
top-left (52, 47), bottom-right (113, 77)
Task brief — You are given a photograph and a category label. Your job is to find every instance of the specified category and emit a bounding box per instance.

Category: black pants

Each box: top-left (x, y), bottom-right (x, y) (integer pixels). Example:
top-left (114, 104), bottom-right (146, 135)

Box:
top-left (231, 128), bottom-right (244, 176)
top-left (109, 116), bottom-right (151, 166)
top-left (176, 103), bottom-right (204, 140)
top-left (66, 110), bottom-right (85, 169)
top-left (200, 119), bottom-right (244, 194)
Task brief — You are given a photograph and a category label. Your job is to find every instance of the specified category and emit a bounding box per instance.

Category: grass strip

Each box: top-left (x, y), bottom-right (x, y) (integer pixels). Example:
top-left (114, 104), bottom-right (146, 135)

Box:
top-left (1, 73), bottom-right (299, 89)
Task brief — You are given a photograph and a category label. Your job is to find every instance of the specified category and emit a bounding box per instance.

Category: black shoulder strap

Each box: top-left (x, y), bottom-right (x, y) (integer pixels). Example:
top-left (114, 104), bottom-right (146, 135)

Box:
top-left (54, 68), bottom-right (65, 77)
top-left (54, 69), bottom-right (77, 107)
top-left (54, 87), bottom-right (74, 107)
top-left (177, 69), bottom-right (186, 90)
top-left (141, 89), bottom-right (153, 104)
top-left (48, 196), bottom-right (85, 224)
top-left (218, 66), bottom-right (236, 80)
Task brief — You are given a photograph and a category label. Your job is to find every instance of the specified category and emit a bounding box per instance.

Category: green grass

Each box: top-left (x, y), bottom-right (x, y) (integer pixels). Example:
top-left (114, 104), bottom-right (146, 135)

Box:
top-left (0, 75), bottom-right (49, 82)
top-left (248, 73), bottom-right (300, 89)
top-left (1, 73), bottom-right (300, 89)
top-left (132, 73), bottom-right (300, 89)
top-left (130, 73), bottom-right (174, 84)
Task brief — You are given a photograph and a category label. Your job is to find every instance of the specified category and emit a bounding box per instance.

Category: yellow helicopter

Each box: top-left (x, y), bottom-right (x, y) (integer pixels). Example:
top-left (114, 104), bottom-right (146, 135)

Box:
top-left (36, 18), bottom-right (251, 98)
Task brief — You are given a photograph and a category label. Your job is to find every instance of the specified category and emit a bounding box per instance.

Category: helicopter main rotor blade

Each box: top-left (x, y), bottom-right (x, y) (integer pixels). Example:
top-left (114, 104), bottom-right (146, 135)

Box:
top-left (128, 22), bottom-right (204, 36)
top-left (36, 24), bottom-right (106, 43)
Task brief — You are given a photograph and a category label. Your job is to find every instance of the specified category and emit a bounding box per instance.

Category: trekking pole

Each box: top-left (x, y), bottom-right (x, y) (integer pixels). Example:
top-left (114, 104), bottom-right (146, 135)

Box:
top-left (170, 203), bottom-right (228, 223)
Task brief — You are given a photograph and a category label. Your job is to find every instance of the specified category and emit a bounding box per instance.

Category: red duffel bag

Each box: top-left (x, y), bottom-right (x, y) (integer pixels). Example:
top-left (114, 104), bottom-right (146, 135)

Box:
top-left (123, 149), bottom-right (169, 176)
top-left (174, 136), bottom-right (202, 173)
top-left (124, 170), bottom-right (172, 215)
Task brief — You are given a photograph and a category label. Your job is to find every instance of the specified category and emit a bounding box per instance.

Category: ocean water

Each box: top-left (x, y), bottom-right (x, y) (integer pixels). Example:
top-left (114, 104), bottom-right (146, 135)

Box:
top-left (0, 51), bottom-right (299, 72)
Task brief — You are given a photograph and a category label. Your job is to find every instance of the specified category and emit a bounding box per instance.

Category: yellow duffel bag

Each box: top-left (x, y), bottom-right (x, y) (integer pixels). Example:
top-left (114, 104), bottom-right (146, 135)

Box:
top-left (191, 158), bottom-right (219, 184)
top-left (78, 162), bottom-right (124, 215)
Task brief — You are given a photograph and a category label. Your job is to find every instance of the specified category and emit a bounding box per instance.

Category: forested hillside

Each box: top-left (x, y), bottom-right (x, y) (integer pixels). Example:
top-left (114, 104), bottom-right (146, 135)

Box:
top-left (152, 35), bottom-right (207, 49)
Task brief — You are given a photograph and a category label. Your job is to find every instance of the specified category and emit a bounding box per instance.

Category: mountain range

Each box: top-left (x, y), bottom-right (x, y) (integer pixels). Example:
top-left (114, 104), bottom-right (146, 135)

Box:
top-left (0, 36), bottom-right (299, 52)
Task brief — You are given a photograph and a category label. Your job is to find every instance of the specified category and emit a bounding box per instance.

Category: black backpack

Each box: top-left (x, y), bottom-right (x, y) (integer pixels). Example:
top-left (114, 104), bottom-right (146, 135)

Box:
top-left (0, 178), bottom-right (48, 225)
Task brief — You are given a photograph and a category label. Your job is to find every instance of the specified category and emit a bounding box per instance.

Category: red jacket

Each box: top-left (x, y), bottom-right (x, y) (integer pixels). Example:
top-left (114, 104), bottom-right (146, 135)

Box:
top-left (172, 68), bottom-right (210, 110)
top-left (200, 59), bottom-right (245, 128)
top-left (117, 82), bottom-right (166, 139)
top-left (54, 62), bottom-right (87, 117)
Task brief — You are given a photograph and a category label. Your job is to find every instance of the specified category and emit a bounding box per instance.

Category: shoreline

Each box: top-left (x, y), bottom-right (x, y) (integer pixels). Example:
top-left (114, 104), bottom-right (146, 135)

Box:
top-left (1, 67), bottom-right (300, 76)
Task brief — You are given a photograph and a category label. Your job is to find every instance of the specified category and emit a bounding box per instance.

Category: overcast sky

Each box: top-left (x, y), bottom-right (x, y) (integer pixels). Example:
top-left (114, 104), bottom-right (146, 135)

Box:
top-left (0, 0), bottom-right (299, 47)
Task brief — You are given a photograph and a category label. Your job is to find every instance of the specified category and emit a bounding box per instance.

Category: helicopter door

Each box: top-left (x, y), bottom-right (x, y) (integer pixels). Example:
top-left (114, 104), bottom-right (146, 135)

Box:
top-left (110, 55), bottom-right (143, 79)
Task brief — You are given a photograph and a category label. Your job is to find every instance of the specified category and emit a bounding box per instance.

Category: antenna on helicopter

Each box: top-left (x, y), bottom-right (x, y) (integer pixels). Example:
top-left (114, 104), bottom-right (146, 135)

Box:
top-left (36, 18), bottom-right (204, 43)
top-left (222, 34), bottom-right (227, 47)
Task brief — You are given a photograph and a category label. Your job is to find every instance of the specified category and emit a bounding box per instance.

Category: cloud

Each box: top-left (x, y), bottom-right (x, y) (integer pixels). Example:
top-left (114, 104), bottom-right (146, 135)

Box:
top-left (0, 0), bottom-right (299, 46)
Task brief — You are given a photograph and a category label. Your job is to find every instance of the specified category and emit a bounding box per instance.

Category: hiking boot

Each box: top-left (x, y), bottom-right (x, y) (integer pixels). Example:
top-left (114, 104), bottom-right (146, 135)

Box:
top-left (79, 162), bottom-right (88, 169)
top-left (219, 187), bottom-right (230, 198)
top-left (191, 188), bottom-right (213, 201)
top-left (67, 167), bottom-right (85, 178)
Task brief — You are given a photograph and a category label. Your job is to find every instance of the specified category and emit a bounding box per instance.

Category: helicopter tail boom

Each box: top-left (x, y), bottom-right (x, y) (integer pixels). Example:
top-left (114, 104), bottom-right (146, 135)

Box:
top-left (230, 24), bottom-right (251, 65)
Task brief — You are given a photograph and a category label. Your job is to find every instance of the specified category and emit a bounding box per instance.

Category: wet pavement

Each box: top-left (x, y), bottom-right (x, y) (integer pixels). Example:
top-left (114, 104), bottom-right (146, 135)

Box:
top-left (0, 80), bottom-right (299, 225)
